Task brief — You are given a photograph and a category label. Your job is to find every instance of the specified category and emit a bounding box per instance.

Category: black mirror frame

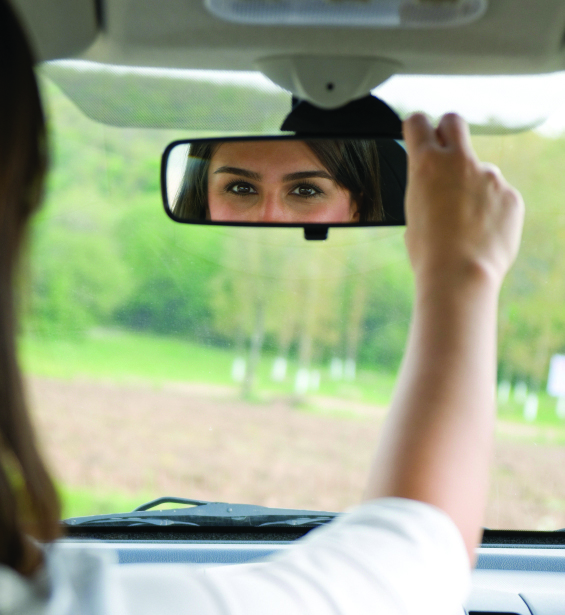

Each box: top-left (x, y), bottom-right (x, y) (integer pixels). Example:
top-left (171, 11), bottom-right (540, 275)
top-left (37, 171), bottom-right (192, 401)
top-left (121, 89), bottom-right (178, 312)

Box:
top-left (161, 134), bottom-right (406, 239)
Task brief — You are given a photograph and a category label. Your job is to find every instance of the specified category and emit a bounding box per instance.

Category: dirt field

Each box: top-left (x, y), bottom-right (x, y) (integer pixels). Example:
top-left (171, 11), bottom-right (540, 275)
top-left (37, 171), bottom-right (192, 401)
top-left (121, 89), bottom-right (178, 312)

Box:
top-left (27, 376), bottom-right (565, 530)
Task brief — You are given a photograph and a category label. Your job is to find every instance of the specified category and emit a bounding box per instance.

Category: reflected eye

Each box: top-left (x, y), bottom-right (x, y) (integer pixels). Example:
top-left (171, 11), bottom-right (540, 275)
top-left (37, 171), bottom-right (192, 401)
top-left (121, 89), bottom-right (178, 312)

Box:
top-left (226, 182), bottom-right (258, 196)
top-left (290, 184), bottom-right (323, 198)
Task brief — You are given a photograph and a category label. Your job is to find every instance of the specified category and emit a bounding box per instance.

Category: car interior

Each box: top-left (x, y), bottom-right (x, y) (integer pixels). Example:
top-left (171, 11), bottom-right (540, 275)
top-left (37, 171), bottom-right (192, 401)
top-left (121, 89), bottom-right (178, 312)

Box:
top-left (11, 0), bottom-right (565, 613)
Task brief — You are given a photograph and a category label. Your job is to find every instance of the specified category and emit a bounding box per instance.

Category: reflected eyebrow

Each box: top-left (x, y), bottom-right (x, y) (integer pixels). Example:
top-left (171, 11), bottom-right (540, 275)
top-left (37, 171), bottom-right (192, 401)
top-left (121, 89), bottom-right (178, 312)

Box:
top-left (282, 170), bottom-right (333, 182)
top-left (213, 166), bottom-right (261, 181)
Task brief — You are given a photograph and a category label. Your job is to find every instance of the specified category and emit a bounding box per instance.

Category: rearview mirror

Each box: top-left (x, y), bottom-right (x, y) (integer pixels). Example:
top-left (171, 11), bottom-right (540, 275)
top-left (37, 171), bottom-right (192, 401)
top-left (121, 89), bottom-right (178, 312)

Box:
top-left (161, 137), bottom-right (406, 231)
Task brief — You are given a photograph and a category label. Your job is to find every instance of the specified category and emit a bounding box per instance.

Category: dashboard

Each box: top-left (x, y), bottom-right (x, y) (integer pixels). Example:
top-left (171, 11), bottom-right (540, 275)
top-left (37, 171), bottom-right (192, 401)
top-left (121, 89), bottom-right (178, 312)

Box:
top-left (59, 531), bottom-right (565, 614)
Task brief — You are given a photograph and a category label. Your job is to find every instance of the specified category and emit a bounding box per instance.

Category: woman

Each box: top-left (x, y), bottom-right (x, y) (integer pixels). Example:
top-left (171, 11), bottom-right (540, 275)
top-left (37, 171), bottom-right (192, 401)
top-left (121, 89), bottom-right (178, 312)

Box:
top-left (172, 138), bottom-right (384, 223)
top-left (0, 0), bottom-right (61, 576)
top-left (1, 0), bottom-right (524, 611)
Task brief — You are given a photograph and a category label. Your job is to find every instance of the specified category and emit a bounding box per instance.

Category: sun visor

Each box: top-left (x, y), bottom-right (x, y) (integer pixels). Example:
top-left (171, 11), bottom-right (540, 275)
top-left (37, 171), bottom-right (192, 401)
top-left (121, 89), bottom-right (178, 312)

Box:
top-left (41, 61), bottom-right (291, 134)
top-left (11, 0), bottom-right (98, 62)
top-left (373, 74), bottom-right (564, 135)
top-left (42, 60), bottom-right (561, 136)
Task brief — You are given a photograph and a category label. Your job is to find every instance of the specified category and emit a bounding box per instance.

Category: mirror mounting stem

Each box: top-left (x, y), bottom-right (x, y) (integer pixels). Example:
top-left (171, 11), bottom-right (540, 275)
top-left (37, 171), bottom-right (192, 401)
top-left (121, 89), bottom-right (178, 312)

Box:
top-left (304, 226), bottom-right (328, 241)
top-left (282, 94), bottom-right (403, 138)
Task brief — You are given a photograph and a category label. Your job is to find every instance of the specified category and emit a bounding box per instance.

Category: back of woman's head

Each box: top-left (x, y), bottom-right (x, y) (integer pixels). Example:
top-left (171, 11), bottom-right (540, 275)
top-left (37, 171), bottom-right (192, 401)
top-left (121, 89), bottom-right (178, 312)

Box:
top-left (0, 0), bottom-right (61, 574)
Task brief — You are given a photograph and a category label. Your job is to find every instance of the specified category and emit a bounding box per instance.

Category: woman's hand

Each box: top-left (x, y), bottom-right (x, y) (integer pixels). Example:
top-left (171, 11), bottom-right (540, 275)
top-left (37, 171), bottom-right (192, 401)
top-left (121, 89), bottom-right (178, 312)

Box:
top-left (366, 114), bottom-right (524, 564)
top-left (403, 113), bottom-right (524, 289)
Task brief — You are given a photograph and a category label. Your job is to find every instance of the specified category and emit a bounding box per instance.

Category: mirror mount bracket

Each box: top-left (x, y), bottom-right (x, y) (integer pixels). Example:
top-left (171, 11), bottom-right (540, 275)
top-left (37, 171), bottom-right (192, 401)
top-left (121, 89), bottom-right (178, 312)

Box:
top-left (304, 226), bottom-right (329, 241)
top-left (257, 55), bottom-right (400, 110)
top-left (281, 94), bottom-right (403, 138)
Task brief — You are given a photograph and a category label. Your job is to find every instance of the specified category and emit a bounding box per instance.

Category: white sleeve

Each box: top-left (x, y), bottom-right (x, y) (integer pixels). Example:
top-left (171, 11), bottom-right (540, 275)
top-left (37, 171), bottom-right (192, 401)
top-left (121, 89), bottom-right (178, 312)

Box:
top-left (113, 497), bottom-right (471, 615)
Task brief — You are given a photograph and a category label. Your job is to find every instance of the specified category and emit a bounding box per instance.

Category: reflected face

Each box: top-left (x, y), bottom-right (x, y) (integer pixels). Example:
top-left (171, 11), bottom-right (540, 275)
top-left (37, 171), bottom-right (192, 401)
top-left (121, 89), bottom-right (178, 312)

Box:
top-left (207, 141), bottom-right (359, 223)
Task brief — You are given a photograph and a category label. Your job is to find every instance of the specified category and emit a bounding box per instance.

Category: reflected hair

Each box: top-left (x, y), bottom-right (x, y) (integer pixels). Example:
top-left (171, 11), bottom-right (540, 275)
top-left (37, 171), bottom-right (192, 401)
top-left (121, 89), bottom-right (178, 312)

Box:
top-left (173, 139), bottom-right (384, 223)
top-left (0, 0), bottom-right (61, 573)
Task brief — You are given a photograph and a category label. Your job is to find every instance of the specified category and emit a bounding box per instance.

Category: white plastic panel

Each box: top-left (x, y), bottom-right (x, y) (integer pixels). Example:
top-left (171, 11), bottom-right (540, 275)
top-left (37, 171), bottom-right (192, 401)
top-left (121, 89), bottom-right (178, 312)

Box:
top-left (205, 0), bottom-right (487, 28)
top-left (11, 0), bottom-right (98, 61)
top-left (80, 0), bottom-right (565, 77)
top-left (59, 540), bottom-right (565, 614)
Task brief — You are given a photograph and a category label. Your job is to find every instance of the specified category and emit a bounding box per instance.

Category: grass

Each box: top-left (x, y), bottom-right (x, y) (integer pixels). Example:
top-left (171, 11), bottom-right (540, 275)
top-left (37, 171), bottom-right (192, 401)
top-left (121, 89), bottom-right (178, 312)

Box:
top-left (59, 485), bottom-right (150, 518)
top-left (23, 329), bottom-right (565, 520)
top-left (19, 329), bottom-right (397, 519)
top-left (59, 486), bottom-right (204, 519)
top-left (18, 328), bottom-right (397, 408)
top-left (18, 329), bottom-right (235, 387)
top-left (497, 390), bottom-right (565, 428)
top-left (19, 329), bottom-right (565, 524)
top-left (20, 328), bottom-right (565, 421)
top-left (495, 386), bottom-right (565, 444)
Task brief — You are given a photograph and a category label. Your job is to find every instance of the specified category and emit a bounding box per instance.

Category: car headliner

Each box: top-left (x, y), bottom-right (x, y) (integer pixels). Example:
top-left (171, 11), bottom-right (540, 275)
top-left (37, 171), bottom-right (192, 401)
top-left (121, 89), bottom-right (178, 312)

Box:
top-left (12, 0), bottom-right (565, 77)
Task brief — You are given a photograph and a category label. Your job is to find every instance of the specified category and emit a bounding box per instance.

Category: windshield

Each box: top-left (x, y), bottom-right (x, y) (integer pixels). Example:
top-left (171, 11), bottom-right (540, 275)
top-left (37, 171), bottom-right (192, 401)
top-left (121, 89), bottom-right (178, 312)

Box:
top-left (22, 69), bottom-right (565, 531)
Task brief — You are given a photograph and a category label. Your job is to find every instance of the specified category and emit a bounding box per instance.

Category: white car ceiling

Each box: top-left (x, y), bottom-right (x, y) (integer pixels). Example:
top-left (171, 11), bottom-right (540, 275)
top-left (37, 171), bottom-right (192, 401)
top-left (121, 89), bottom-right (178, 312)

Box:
top-left (12, 0), bottom-right (565, 76)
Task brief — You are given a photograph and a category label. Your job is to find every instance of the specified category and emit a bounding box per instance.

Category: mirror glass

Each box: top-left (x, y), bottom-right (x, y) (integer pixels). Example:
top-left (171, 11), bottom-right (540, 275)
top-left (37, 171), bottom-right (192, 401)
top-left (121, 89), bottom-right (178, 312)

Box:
top-left (162, 137), bottom-right (406, 225)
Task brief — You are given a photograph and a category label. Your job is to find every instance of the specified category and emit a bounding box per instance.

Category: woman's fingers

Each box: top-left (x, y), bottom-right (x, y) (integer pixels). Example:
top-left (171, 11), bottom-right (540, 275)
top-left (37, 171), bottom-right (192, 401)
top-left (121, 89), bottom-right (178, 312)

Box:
top-left (403, 113), bottom-right (436, 154)
top-left (402, 112), bottom-right (524, 286)
top-left (404, 112), bottom-right (476, 159)
top-left (436, 112), bottom-right (476, 158)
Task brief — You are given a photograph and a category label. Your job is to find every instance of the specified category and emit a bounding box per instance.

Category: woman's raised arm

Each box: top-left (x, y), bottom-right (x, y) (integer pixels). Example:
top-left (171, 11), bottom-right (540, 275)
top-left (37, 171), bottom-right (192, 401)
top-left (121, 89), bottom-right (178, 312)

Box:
top-left (365, 112), bottom-right (524, 564)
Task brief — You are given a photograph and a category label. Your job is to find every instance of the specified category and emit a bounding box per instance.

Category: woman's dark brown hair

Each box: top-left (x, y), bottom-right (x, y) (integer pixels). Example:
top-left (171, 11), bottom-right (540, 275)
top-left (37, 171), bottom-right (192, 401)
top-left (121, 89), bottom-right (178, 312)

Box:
top-left (0, 0), bottom-right (61, 573)
top-left (172, 139), bottom-right (384, 222)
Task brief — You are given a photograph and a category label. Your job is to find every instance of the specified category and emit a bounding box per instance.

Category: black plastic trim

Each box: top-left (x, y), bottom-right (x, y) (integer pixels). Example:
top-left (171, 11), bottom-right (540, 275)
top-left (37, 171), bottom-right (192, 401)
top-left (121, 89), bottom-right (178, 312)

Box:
top-left (160, 134), bottom-right (407, 230)
top-left (94, 0), bottom-right (105, 29)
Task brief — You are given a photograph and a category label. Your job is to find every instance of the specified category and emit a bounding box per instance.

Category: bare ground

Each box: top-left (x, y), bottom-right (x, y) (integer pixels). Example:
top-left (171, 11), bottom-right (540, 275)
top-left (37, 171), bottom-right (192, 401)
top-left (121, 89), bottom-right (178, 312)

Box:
top-left (26, 376), bottom-right (565, 529)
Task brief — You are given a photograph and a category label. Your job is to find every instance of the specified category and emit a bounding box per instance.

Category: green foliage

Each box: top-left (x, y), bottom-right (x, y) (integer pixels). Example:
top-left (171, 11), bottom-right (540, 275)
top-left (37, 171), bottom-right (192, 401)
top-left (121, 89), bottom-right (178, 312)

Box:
top-left (356, 242), bottom-right (413, 369)
top-left (114, 201), bottom-right (223, 340)
top-left (27, 222), bottom-right (131, 337)
top-left (474, 134), bottom-right (565, 385)
top-left (27, 76), bottom-right (565, 391)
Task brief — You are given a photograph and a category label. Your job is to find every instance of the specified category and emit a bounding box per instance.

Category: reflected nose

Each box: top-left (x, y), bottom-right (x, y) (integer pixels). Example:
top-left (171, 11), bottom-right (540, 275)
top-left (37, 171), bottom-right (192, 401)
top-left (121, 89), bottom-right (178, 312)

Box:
top-left (256, 191), bottom-right (286, 222)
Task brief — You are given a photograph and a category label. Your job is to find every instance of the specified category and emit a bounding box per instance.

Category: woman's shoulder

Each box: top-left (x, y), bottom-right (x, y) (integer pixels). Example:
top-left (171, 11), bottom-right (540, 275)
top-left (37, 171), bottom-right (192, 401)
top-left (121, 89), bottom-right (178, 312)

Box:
top-left (0, 558), bottom-right (49, 615)
top-left (0, 543), bottom-right (117, 615)
top-left (0, 501), bottom-right (469, 615)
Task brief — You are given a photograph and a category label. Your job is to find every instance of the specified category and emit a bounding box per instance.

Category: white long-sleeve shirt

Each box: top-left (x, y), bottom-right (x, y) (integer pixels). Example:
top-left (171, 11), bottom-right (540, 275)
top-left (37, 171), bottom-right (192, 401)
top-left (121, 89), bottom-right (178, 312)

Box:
top-left (0, 498), bottom-right (471, 615)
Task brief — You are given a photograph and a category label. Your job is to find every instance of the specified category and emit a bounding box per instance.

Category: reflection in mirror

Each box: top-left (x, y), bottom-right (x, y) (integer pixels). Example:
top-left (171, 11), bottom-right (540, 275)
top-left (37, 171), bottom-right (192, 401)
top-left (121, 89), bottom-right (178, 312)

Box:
top-left (163, 138), bottom-right (406, 225)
